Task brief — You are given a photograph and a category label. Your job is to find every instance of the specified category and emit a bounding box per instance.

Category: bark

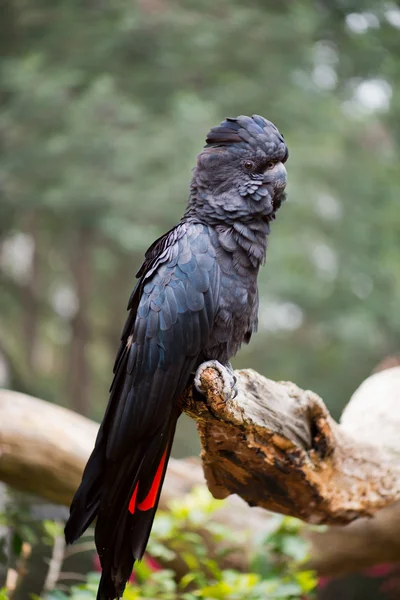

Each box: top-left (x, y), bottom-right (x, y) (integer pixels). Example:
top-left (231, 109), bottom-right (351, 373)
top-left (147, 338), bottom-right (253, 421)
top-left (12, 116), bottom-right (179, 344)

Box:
top-left (306, 500), bottom-right (400, 575)
top-left (0, 365), bottom-right (399, 574)
top-left (182, 366), bottom-right (400, 525)
top-left (306, 363), bottom-right (400, 574)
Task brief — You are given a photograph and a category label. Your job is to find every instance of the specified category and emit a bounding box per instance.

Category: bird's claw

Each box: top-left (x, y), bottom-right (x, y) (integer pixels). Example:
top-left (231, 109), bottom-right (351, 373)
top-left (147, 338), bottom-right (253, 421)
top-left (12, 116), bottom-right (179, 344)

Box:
top-left (194, 360), bottom-right (238, 402)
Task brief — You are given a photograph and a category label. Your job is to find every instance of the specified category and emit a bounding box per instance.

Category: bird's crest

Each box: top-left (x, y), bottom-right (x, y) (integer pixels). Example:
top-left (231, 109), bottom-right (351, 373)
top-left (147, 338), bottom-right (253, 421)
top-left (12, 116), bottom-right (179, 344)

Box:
top-left (205, 114), bottom-right (282, 145)
top-left (205, 115), bottom-right (287, 161)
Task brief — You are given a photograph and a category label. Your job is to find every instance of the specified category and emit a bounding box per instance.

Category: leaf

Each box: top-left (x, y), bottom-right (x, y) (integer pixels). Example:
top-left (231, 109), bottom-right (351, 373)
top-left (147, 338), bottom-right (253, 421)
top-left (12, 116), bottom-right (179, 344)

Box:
top-left (134, 559), bottom-right (152, 582)
top-left (295, 570), bottom-right (318, 593)
top-left (179, 572), bottom-right (198, 589)
top-left (203, 558), bottom-right (222, 580)
top-left (199, 581), bottom-right (234, 599)
top-left (42, 520), bottom-right (64, 544)
top-left (281, 535), bottom-right (309, 563)
top-left (269, 580), bottom-right (302, 598)
top-left (146, 540), bottom-right (176, 562)
top-left (181, 550), bottom-right (200, 570)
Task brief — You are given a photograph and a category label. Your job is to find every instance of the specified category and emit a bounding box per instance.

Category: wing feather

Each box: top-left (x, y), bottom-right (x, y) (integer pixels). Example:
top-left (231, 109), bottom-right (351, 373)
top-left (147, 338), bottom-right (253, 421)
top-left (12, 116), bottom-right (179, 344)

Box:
top-left (105, 222), bottom-right (219, 461)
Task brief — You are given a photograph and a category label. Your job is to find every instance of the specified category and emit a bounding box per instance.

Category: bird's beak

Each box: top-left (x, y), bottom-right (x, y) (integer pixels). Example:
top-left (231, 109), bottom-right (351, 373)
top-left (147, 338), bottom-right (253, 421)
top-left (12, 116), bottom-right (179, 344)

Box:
top-left (265, 161), bottom-right (287, 192)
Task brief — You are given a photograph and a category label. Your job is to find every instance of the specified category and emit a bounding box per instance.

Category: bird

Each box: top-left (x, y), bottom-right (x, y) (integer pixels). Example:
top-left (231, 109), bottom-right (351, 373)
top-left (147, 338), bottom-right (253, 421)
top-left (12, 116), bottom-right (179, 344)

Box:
top-left (64, 114), bottom-right (288, 599)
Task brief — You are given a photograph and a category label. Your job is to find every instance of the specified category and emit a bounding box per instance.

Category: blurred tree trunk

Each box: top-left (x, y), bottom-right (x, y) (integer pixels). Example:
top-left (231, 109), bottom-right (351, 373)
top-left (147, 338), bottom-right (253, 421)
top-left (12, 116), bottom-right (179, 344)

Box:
top-left (67, 227), bottom-right (93, 416)
top-left (21, 213), bottom-right (41, 373)
top-left (106, 255), bottom-right (130, 359)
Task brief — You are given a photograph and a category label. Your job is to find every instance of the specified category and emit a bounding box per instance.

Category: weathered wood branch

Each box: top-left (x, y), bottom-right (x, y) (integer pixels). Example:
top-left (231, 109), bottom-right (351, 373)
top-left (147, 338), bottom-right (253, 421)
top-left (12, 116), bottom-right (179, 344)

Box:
top-left (0, 388), bottom-right (271, 552)
top-left (0, 365), bottom-right (400, 574)
top-left (0, 388), bottom-right (199, 508)
top-left (181, 366), bottom-right (400, 525)
top-left (306, 365), bottom-right (400, 574)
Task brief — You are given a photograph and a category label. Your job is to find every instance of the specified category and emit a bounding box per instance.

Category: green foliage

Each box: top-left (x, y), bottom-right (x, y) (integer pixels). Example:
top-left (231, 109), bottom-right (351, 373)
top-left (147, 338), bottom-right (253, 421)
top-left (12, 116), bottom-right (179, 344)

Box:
top-left (1, 0), bottom-right (399, 435)
top-left (41, 520), bottom-right (64, 545)
top-left (35, 488), bottom-right (316, 600)
top-left (0, 499), bottom-right (38, 550)
top-left (41, 575), bottom-right (101, 600)
top-left (251, 516), bottom-right (317, 598)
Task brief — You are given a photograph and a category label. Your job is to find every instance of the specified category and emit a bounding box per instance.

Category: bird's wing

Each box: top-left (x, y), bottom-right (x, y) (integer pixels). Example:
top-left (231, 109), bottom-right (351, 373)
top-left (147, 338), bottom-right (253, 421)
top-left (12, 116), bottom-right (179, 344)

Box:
top-left (104, 221), bottom-right (219, 461)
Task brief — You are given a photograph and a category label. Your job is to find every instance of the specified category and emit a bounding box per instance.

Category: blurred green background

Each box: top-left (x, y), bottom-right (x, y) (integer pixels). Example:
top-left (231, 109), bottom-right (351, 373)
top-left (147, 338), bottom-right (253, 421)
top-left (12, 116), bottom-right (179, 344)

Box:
top-left (1, 0), bottom-right (399, 458)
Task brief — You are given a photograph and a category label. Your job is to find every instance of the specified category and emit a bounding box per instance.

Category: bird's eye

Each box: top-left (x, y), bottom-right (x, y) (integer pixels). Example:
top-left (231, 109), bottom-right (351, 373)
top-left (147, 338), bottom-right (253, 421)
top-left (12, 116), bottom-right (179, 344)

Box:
top-left (265, 161), bottom-right (276, 170)
top-left (243, 160), bottom-right (255, 171)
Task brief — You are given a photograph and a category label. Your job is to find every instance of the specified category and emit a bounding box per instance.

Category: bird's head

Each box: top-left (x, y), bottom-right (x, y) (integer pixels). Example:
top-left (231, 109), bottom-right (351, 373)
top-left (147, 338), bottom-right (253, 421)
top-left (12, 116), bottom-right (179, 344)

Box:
top-left (190, 115), bottom-right (288, 224)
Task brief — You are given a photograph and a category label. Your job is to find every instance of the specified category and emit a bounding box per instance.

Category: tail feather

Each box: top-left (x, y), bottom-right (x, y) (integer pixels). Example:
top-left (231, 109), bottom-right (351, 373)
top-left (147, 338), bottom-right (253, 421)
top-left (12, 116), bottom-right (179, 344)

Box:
top-left (65, 418), bottom-right (177, 600)
top-left (64, 426), bottom-right (107, 544)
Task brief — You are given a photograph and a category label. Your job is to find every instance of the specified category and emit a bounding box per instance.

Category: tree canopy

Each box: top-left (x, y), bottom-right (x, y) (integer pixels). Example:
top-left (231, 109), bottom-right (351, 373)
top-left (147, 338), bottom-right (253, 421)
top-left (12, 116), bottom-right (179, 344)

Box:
top-left (1, 0), bottom-right (399, 453)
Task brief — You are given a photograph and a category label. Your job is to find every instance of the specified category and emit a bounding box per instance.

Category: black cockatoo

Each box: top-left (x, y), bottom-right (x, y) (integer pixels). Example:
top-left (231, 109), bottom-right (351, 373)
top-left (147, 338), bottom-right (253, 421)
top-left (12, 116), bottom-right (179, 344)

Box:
top-left (65, 114), bottom-right (288, 599)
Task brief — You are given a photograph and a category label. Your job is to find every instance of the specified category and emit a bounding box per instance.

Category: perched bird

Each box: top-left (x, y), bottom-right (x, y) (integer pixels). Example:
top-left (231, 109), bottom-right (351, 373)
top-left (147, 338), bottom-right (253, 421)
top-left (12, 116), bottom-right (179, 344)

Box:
top-left (65, 114), bottom-right (288, 599)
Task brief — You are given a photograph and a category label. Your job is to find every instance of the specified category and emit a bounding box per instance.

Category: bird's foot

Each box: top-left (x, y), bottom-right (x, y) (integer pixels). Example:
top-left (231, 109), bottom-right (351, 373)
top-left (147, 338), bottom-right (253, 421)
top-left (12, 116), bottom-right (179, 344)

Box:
top-left (194, 360), bottom-right (238, 402)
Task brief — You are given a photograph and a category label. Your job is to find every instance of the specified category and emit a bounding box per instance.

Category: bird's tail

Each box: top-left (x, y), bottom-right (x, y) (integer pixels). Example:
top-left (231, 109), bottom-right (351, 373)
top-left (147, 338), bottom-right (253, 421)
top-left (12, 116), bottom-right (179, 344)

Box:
top-left (64, 418), bottom-right (177, 600)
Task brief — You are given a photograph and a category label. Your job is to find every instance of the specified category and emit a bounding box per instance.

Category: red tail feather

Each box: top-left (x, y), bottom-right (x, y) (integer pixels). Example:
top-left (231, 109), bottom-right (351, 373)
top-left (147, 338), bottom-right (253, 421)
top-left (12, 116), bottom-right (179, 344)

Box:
top-left (128, 483), bottom-right (139, 515)
top-left (128, 449), bottom-right (168, 515)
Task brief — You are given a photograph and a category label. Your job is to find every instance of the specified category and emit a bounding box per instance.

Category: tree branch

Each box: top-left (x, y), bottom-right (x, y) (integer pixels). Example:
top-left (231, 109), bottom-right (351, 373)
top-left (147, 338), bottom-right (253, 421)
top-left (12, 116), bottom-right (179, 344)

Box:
top-left (1, 365), bottom-right (400, 574)
top-left (182, 366), bottom-right (400, 525)
top-left (0, 388), bottom-right (268, 541)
